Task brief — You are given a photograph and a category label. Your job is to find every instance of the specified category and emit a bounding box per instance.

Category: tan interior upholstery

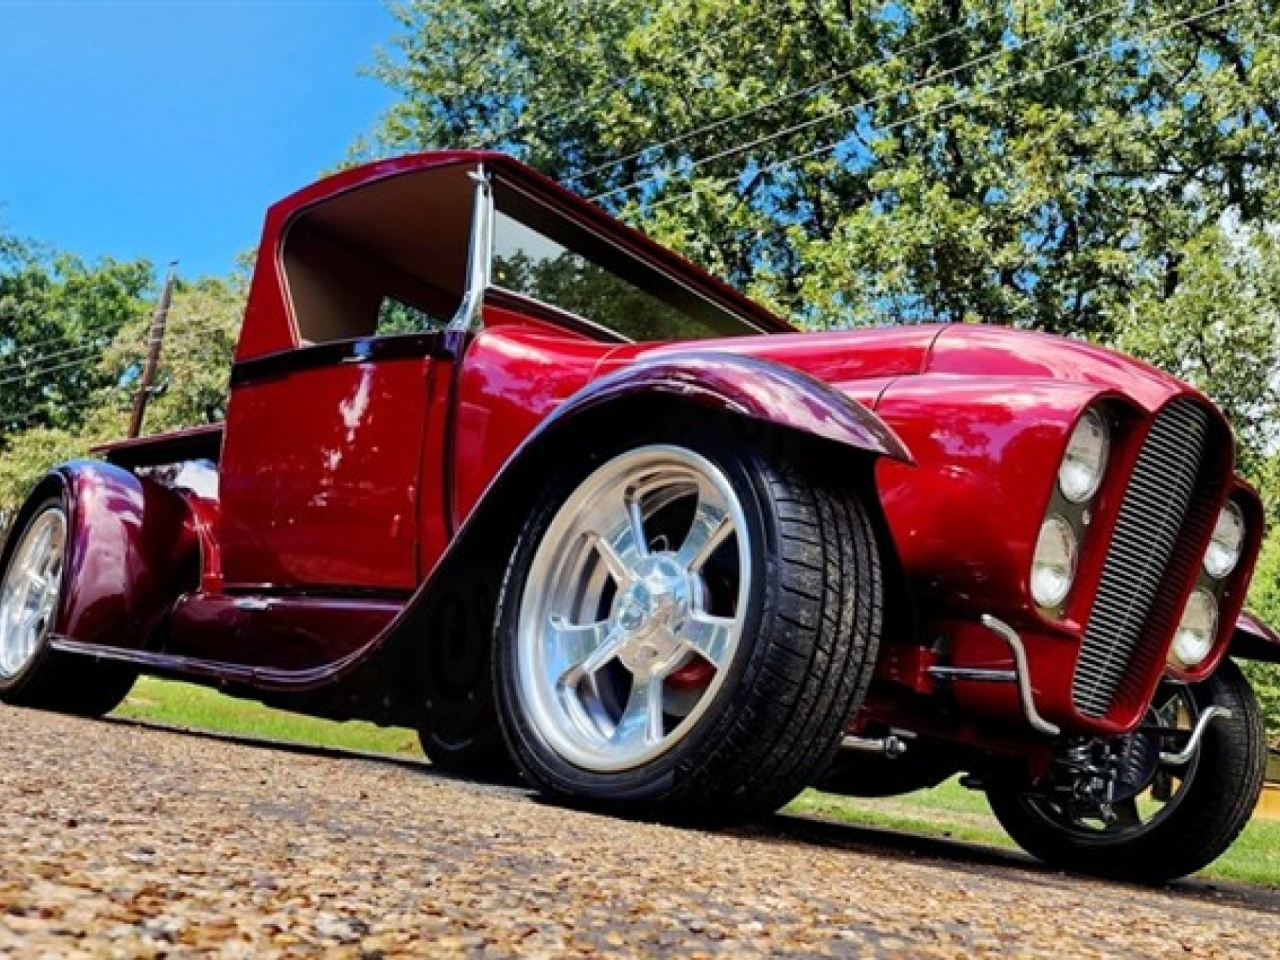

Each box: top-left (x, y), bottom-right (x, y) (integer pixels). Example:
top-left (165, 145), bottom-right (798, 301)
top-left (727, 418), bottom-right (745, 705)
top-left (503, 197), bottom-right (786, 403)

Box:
top-left (281, 164), bottom-right (474, 343)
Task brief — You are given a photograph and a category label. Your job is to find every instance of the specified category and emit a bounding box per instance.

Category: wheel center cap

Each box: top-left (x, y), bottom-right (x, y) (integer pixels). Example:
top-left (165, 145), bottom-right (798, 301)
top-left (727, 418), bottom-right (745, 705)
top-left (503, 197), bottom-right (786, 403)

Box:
top-left (615, 555), bottom-right (690, 674)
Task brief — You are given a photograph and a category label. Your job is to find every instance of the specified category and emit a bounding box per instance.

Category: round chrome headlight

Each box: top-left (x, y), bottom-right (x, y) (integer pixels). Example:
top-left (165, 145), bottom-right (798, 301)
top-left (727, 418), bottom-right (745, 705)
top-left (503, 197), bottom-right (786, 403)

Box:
top-left (1169, 588), bottom-right (1218, 669)
top-left (1059, 408), bottom-right (1110, 504)
top-left (1031, 515), bottom-right (1078, 608)
top-left (1204, 501), bottom-right (1245, 579)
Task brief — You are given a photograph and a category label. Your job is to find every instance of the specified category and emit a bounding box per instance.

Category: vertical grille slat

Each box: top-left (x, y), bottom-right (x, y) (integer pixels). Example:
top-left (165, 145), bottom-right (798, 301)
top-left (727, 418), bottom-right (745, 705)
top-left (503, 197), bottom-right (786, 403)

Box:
top-left (1072, 399), bottom-right (1217, 719)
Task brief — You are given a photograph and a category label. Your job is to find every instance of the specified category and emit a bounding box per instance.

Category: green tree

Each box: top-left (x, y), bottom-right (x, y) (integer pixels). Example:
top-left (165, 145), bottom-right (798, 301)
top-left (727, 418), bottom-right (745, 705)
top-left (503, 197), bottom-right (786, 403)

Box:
top-left (368, 0), bottom-right (1280, 334)
top-left (0, 236), bottom-right (153, 439)
top-left (98, 274), bottom-right (244, 435)
top-left (1111, 220), bottom-right (1280, 476)
top-left (0, 271), bottom-right (244, 520)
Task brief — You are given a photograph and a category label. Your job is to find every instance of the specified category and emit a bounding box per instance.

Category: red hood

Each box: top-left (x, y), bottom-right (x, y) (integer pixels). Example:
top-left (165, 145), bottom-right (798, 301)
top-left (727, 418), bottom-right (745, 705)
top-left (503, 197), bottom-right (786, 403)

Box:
top-left (607, 325), bottom-right (942, 398)
top-left (612, 323), bottom-right (1207, 416)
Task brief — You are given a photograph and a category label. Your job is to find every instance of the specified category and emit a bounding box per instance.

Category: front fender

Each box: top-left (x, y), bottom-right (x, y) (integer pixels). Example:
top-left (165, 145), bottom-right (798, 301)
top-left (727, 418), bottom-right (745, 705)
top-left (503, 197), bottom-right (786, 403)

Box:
top-left (400, 351), bottom-right (911, 734)
top-left (565, 350), bottom-right (912, 465)
top-left (1231, 611), bottom-right (1280, 664)
top-left (46, 460), bottom-right (199, 650)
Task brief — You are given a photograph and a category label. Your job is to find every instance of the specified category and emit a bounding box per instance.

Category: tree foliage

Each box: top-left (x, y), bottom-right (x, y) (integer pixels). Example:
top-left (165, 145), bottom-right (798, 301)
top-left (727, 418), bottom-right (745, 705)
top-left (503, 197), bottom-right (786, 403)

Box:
top-left (0, 236), bottom-right (153, 438)
top-left (0, 251), bottom-right (243, 521)
top-left (370, 1), bottom-right (1279, 324)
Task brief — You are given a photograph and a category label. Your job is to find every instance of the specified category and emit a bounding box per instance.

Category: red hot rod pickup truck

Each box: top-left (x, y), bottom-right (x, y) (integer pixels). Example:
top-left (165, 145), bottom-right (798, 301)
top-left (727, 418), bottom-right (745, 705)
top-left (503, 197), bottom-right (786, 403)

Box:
top-left (1, 152), bottom-right (1276, 882)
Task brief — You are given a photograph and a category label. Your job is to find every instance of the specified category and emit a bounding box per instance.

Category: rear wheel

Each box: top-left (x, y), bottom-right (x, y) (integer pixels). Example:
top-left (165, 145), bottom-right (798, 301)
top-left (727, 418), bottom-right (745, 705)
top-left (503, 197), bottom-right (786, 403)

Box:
top-left (0, 499), bottom-right (135, 716)
top-left (986, 660), bottom-right (1266, 882)
top-left (494, 435), bottom-right (884, 822)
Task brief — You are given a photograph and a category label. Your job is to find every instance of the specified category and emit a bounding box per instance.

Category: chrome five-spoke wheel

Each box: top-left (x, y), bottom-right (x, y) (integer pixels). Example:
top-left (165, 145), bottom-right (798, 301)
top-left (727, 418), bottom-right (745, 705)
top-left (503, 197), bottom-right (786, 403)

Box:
top-left (517, 445), bottom-right (748, 772)
top-left (0, 506), bottom-right (66, 681)
top-left (495, 433), bottom-right (885, 822)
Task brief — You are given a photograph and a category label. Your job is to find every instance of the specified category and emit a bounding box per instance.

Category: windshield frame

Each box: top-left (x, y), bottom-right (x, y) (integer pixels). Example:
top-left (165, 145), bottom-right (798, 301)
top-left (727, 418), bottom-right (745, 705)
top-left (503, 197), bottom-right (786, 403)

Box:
top-left (448, 166), bottom-right (784, 342)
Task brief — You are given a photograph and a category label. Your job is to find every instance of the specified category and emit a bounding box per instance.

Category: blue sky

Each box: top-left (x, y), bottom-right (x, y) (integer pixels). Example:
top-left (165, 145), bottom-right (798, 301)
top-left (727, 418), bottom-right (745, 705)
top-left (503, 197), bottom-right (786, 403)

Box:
top-left (0, 0), bottom-right (400, 279)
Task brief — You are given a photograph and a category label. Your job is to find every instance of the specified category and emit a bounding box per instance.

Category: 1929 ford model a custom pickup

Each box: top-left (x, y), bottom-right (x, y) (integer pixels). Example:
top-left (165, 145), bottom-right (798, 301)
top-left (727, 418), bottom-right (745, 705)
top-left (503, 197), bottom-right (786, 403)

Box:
top-left (1, 152), bottom-right (1275, 881)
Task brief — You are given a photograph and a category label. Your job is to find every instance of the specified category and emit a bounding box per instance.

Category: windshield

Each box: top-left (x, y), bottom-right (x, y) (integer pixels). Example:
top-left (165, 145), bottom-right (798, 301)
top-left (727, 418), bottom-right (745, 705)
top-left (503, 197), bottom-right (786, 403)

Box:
top-left (491, 179), bottom-right (767, 342)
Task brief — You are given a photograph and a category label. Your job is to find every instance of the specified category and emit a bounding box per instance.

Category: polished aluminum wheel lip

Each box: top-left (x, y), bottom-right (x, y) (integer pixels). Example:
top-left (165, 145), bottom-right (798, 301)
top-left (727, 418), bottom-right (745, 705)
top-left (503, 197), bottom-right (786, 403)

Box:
top-left (516, 445), bottom-right (750, 773)
top-left (0, 508), bottom-right (66, 681)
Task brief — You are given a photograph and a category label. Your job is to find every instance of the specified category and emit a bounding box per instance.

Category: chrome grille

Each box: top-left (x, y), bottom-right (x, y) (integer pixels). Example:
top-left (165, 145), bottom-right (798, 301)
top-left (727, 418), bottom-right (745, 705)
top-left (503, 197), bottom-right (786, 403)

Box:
top-left (1072, 400), bottom-right (1212, 719)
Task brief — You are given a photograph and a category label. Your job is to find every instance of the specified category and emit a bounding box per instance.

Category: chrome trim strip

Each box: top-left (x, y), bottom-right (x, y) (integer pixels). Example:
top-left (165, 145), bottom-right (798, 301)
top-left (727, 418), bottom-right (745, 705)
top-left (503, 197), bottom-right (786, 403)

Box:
top-left (446, 165), bottom-right (494, 334)
top-left (927, 666), bottom-right (1018, 683)
top-left (1159, 704), bottom-right (1232, 765)
top-left (981, 614), bottom-right (1062, 737)
top-left (840, 734), bottom-right (908, 757)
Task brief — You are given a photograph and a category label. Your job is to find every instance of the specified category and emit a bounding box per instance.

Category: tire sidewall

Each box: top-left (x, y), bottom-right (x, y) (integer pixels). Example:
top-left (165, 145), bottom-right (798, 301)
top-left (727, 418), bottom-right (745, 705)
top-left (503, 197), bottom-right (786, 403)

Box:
top-left (493, 429), bottom-right (781, 807)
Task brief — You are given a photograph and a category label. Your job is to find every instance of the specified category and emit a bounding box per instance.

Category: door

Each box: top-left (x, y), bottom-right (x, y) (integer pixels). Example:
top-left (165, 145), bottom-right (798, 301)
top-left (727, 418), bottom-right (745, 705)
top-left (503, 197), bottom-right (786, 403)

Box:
top-left (218, 335), bottom-right (443, 594)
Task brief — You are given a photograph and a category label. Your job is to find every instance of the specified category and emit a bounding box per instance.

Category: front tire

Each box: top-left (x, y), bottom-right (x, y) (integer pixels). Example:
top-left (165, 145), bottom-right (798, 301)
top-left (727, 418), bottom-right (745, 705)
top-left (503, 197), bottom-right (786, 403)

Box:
top-left (494, 435), bottom-right (884, 822)
top-left (0, 498), bottom-right (135, 716)
top-left (986, 659), bottom-right (1266, 882)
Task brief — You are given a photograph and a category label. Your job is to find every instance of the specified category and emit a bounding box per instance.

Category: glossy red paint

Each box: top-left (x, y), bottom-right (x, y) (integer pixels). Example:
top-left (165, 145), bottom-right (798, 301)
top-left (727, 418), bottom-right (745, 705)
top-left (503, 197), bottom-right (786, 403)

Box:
top-left (873, 376), bottom-right (1117, 624)
top-left (219, 351), bottom-right (436, 591)
top-left (614, 324), bottom-right (943, 387)
top-left (52, 462), bottom-right (198, 650)
top-left (580, 350), bottom-right (912, 461)
top-left (451, 318), bottom-right (608, 525)
top-left (926, 324), bottom-right (1216, 409)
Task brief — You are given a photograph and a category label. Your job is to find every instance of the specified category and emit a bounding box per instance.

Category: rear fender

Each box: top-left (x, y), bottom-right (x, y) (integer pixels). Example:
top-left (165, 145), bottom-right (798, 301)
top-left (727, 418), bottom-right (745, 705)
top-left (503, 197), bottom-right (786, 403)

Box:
top-left (1231, 611), bottom-right (1280, 665)
top-left (38, 461), bottom-right (200, 650)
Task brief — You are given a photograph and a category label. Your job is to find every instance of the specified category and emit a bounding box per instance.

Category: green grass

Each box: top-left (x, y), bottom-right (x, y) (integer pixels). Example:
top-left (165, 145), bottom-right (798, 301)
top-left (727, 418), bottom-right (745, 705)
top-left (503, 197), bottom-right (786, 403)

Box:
top-left (787, 779), bottom-right (1015, 850)
top-left (114, 677), bottom-right (1280, 888)
top-left (786, 778), bottom-right (1280, 889)
top-left (112, 676), bottom-right (422, 757)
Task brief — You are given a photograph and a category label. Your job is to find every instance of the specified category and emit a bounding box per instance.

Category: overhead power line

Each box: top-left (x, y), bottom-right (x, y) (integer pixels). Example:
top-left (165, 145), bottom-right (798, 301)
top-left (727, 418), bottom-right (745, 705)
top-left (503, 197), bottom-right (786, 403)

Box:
top-left (0, 298), bottom-right (239, 377)
top-left (621, 0), bottom-right (1249, 214)
top-left (590, 0), bottom-right (1132, 204)
top-left (472, 0), bottom-right (800, 149)
top-left (0, 338), bottom-right (113, 377)
top-left (0, 316), bottom-right (236, 391)
top-left (574, 4), bottom-right (1013, 184)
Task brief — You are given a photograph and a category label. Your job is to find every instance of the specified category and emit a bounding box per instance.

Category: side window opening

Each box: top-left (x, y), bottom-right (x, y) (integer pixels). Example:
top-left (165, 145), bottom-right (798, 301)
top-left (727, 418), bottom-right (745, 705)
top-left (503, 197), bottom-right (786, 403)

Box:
top-left (280, 164), bottom-right (474, 346)
top-left (377, 296), bottom-right (446, 335)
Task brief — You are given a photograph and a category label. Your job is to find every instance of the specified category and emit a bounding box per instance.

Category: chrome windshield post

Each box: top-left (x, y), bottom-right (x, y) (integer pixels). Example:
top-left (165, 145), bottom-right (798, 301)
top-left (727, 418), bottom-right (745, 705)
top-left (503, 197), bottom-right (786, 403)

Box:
top-left (446, 165), bottom-right (494, 335)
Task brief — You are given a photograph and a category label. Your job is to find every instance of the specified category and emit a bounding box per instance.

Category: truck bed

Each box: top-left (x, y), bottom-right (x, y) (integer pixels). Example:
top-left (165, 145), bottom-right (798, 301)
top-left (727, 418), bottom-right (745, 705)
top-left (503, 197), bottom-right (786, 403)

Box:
top-left (91, 423), bottom-right (225, 469)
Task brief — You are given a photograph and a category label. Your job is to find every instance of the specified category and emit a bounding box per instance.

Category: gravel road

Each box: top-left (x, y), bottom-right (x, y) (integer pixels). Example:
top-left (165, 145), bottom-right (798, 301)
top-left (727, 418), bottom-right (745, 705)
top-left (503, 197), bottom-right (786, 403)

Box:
top-left (2, 704), bottom-right (1278, 959)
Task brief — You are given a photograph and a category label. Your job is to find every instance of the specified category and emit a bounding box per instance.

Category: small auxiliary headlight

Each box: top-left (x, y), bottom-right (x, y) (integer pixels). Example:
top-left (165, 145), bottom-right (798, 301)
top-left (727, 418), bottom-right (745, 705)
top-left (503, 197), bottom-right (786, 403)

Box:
top-left (1059, 408), bottom-right (1110, 504)
top-left (1169, 588), bottom-right (1218, 670)
top-left (1031, 515), bottom-right (1078, 608)
top-left (1204, 501), bottom-right (1245, 580)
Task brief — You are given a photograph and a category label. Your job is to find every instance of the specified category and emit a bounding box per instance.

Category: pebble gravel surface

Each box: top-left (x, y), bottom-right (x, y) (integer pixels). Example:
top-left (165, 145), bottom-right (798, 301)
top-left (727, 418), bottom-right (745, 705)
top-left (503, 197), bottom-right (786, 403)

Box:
top-left (2, 704), bottom-right (1278, 959)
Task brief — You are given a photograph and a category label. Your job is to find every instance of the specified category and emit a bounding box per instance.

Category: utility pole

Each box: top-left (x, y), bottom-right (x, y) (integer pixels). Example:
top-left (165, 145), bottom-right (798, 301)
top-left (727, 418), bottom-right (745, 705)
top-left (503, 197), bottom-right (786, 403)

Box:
top-left (128, 263), bottom-right (177, 439)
